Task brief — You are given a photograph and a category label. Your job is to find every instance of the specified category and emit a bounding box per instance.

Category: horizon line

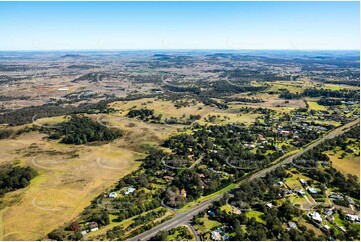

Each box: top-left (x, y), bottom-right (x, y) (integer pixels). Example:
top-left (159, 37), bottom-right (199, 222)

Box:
top-left (0, 48), bottom-right (359, 52)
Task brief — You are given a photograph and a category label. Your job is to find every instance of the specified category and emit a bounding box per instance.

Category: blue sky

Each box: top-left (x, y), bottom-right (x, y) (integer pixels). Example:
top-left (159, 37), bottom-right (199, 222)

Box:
top-left (0, 1), bottom-right (359, 50)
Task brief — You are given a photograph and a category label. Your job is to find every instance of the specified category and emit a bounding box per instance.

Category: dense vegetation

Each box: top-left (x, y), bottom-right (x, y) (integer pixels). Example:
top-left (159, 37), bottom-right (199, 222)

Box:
top-left (0, 165), bottom-right (38, 196)
top-left (150, 226), bottom-right (194, 241)
top-left (127, 108), bottom-right (154, 119)
top-left (293, 125), bottom-right (360, 199)
top-left (302, 88), bottom-right (359, 100)
top-left (48, 115), bottom-right (123, 145)
top-left (0, 128), bottom-right (13, 139)
top-left (0, 98), bottom-right (117, 126)
top-left (279, 90), bottom-right (302, 99)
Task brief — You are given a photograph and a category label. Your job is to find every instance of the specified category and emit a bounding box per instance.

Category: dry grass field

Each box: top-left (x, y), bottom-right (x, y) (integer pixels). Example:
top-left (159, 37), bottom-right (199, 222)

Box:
top-left (0, 133), bottom-right (141, 240)
top-left (0, 106), bottom-right (182, 240)
top-left (326, 152), bottom-right (360, 179)
top-left (110, 98), bottom-right (261, 125)
top-left (229, 93), bottom-right (306, 113)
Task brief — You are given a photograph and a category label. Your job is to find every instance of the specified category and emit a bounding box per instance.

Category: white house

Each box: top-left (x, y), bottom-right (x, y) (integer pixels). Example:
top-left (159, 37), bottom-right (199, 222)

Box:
top-left (125, 187), bottom-right (136, 195)
top-left (109, 192), bottom-right (117, 198)
top-left (330, 192), bottom-right (343, 200)
top-left (85, 221), bottom-right (99, 232)
top-left (211, 231), bottom-right (222, 241)
top-left (300, 179), bottom-right (308, 186)
top-left (346, 214), bottom-right (360, 223)
top-left (297, 189), bottom-right (305, 196)
top-left (307, 187), bottom-right (318, 194)
top-left (311, 211), bottom-right (322, 223)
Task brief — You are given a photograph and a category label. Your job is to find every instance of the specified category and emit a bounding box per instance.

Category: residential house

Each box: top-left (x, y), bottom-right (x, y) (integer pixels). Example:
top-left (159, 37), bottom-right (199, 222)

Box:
top-left (323, 208), bottom-right (333, 217)
top-left (208, 210), bottom-right (216, 217)
top-left (300, 179), bottom-right (308, 186)
top-left (266, 203), bottom-right (273, 208)
top-left (163, 175), bottom-right (174, 181)
top-left (125, 187), bottom-right (136, 195)
top-left (85, 222), bottom-right (99, 232)
top-left (311, 211), bottom-right (322, 223)
top-left (330, 192), bottom-right (343, 200)
top-left (287, 221), bottom-right (298, 230)
top-left (297, 189), bottom-right (305, 196)
top-left (198, 173), bottom-right (206, 178)
top-left (108, 192), bottom-right (117, 198)
top-left (337, 225), bottom-right (346, 233)
top-left (346, 214), bottom-right (360, 223)
top-left (180, 189), bottom-right (187, 198)
top-left (211, 231), bottom-right (222, 241)
top-left (307, 187), bottom-right (318, 194)
top-left (346, 197), bottom-right (355, 205)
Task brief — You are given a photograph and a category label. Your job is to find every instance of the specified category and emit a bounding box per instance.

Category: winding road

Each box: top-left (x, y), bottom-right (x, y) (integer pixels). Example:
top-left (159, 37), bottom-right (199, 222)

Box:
top-left (128, 119), bottom-right (359, 241)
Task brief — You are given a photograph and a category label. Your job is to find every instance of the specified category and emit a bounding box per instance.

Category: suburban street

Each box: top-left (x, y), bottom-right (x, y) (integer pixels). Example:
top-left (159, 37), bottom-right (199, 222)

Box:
top-left (128, 119), bottom-right (360, 241)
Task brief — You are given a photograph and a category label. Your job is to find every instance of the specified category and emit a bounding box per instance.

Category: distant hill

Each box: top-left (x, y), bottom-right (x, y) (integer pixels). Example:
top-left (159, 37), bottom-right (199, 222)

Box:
top-left (59, 54), bottom-right (83, 58)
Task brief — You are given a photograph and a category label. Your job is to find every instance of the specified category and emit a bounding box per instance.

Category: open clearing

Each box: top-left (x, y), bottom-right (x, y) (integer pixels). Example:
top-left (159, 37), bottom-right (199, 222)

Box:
top-left (110, 98), bottom-right (261, 125)
top-left (229, 93), bottom-right (306, 113)
top-left (326, 152), bottom-right (360, 179)
top-left (307, 101), bottom-right (327, 111)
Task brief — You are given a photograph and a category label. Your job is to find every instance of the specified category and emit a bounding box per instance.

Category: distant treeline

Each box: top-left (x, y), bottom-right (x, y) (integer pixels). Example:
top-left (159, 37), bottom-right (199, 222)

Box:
top-left (224, 97), bottom-right (264, 103)
top-left (279, 88), bottom-right (359, 101)
top-left (0, 98), bottom-right (117, 126)
top-left (303, 88), bottom-right (359, 99)
top-left (0, 95), bottom-right (28, 101)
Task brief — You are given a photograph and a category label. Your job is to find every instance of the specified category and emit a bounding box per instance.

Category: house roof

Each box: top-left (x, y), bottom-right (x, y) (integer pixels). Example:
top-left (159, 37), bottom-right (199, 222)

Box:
top-left (288, 221), bottom-right (297, 229)
top-left (311, 211), bottom-right (322, 222)
top-left (307, 187), bottom-right (318, 194)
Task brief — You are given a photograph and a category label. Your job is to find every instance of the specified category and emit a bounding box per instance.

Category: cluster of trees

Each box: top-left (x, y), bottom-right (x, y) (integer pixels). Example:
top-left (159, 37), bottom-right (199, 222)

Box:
top-left (224, 97), bottom-right (264, 103)
top-left (0, 165), bottom-right (37, 196)
top-left (277, 87), bottom-right (360, 101)
top-left (164, 84), bottom-right (201, 94)
top-left (150, 226), bottom-right (193, 241)
top-left (303, 88), bottom-right (359, 100)
top-left (125, 214), bottom-right (173, 240)
top-left (279, 90), bottom-right (302, 99)
top-left (0, 95), bottom-right (28, 101)
top-left (0, 128), bottom-right (13, 139)
top-left (127, 108), bottom-right (154, 119)
top-left (222, 69), bottom-right (290, 82)
top-left (208, 80), bottom-right (267, 95)
top-left (127, 108), bottom-right (201, 125)
top-left (48, 115), bottom-right (122, 145)
top-left (293, 125), bottom-right (360, 199)
top-left (106, 226), bottom-right (125, 240)
top-left (324, 80), bottom-right (359, 87)
top-left (112, 195), bottom-right (161, 222)
top-left (128, 208), bottom-right (167, 230)
top-left (317, 98), bottom-right (343, 106)
top-left (0, 98), bottom-right (117, 126)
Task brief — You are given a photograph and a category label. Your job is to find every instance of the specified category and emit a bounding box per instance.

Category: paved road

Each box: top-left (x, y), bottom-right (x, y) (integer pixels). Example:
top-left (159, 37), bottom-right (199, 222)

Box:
top-left (128, 119), bottom-right (359, 241)
top-left (184, 223), bottom-right (201, 241)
